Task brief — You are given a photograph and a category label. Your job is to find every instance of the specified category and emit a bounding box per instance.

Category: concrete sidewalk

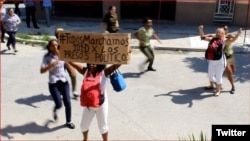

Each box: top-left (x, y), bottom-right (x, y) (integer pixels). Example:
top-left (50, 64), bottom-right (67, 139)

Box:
top-left (1, 5), bottom-right (250, 141)
top-left (1, 43), bottom-right (249, 141)
top-left (3, 3), bottom-right (250, 52)
top-left (2, 14), bottom-right (250, 53)
top-left (16, 19), bottom-right (250, 52)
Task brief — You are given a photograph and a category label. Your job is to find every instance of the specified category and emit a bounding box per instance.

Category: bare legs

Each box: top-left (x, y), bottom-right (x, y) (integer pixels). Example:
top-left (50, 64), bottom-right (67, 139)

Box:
top-left (102, 132), bottom-right (108, 141)
top-left (225, 64), bottom-right (235, 94)
top-left (82, 130), bottom-right (88, 141)
top-left (82, 130), bottom-right (108, 141)
top-left (215, 84), bottom-right (222, 96)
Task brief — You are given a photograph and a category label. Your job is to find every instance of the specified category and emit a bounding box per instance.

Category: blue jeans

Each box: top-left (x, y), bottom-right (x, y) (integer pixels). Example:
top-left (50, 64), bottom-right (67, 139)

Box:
top-left (49, 80), bottom-right (72, 123)
top-left (6, 31), bottom-right (16, 49)
top-left (44, 7), bottom-right (51, 27)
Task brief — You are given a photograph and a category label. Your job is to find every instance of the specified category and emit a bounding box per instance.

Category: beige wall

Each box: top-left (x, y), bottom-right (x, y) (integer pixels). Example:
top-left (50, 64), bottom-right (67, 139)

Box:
top-left (175, 1), bottom-right (250, 26)
top-left (175, 2), bottom-right (215, 25)
top-left (36, 0), bottom-right (249, 27)
top-left (233, 2), bottom-right (250, 26)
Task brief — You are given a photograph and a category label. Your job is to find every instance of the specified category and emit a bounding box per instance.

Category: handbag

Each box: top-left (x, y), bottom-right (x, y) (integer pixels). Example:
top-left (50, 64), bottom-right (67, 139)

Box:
top-left (110, 69), bottom-right (126, 92)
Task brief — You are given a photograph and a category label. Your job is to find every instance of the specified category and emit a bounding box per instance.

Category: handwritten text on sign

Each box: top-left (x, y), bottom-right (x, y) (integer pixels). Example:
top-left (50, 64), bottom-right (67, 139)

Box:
top-left (58, 32), bottom-right (131, 64)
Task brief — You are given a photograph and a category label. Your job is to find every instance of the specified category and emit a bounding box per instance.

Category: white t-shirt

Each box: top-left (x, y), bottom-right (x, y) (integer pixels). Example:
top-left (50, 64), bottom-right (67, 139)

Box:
top-left (2, 14), bottom-right (20, 32)
top-left (41, 53), bottom-right (68, 84)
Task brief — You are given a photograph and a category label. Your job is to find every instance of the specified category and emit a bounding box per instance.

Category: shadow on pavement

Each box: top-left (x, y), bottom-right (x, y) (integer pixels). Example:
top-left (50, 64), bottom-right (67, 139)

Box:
top-left (1, 49), bottom-right (16, 55)
top-left (183, 54), bottom-right (250, 83)
top-left (122, 71), bottom-right (146, 78)
top-left (15, 93), bottom-right (52, 108)
top-left (154, 86), bottom-right (214, 108)
top-left (183, 57), bottom-right (208, 73)
top-left (234, 54), bottom-right (250, 83)
top-left (1, 120), bottom-right (65, 139)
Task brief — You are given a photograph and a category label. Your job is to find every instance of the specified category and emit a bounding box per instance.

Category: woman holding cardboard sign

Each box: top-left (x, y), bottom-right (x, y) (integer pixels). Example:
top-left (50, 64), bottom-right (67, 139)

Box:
top-left (68, 62), bottom-right (121, 141)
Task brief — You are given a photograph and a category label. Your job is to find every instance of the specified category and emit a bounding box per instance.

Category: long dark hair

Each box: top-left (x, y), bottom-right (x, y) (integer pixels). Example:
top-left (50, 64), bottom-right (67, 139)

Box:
top-left (45, 39), bottom-right (57, 55)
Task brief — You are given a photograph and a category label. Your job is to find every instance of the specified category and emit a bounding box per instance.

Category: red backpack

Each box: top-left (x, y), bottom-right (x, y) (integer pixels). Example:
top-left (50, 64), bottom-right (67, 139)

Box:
top-left (80, 71), bottom-right (104, 107)
top-left (205, 38), bottom-right (224, 60)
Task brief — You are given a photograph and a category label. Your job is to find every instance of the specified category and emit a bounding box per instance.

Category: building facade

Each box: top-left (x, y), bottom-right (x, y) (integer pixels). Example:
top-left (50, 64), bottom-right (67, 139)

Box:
top-left (37, 0), bottom-right (249, 26)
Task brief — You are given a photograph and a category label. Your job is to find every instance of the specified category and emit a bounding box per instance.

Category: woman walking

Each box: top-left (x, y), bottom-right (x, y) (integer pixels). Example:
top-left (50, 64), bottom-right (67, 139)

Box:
top-left (101, 5), bottom-right (119, 33)
top-left (134, 17), bottom-right (161, 71)
top-left (0, 0), bottom-right (6, 43)
top-left (2, 8), bottom-right (21, 52)
top-left (40, 39), bottom-right (75, 129)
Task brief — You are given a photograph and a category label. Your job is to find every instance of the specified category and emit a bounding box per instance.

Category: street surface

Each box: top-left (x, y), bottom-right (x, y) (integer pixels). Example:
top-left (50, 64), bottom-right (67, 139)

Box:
top-left (1, 3), bottom-right (250, 141)
top-left (1, 43), bottom-right (249, 140)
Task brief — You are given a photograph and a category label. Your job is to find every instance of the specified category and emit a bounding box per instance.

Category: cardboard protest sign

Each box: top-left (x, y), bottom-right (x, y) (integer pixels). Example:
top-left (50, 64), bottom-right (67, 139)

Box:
top-left (58, 31), bottom-right (131, 64)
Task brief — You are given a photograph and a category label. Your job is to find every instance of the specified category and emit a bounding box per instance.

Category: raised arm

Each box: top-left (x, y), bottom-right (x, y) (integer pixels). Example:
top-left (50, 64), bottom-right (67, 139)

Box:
top-left (199, 25), bottom-right (211, 42)
top-left (104, 64), bottom-right (121, 77)
top-left (67, 62), bottom-right (86, 75)
top-left (226, 28), bottom-right (242, 44)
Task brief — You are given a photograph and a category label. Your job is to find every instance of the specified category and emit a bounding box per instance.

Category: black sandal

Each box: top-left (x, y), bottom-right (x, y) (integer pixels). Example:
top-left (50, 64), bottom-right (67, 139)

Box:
top-left (65, 122), bottom-right (75, 129)
top-left (230, 88), bottom-right (235, 94)
top-left (204, 86), bottom-right (214, 90)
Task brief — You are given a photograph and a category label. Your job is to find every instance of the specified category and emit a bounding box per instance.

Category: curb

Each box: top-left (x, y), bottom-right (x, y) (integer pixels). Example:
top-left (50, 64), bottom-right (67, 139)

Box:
top-left (16, 37), bottom-right (47, 45)
top-left (5, 35), bottom-right (250, 54)
top-left (134, 45), bottom-right (250, 54)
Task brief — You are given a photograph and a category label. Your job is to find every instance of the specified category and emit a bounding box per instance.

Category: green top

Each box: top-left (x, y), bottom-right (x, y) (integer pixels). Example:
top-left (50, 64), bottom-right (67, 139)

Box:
top-left (224, 43), bottom-right (233, 56)
top-left (224, 34), bottom-right (235, 56)
top-left (137, 27), bottom-right (155, 46)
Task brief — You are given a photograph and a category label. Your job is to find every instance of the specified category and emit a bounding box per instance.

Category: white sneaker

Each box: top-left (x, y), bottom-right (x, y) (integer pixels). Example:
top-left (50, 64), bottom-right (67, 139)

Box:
top-left (73, 91), bottom-right (79, 98)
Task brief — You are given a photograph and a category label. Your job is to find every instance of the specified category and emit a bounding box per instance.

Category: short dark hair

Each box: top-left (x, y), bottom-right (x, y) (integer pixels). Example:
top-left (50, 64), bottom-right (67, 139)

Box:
top-left (143, 17), bottom-right (152, 24)
top-left (220, 25), bottom-right (228, 31)
top-left (86, 64), bottom-right (106, 72)
top-left (108, 5), bottom-right (115, 11)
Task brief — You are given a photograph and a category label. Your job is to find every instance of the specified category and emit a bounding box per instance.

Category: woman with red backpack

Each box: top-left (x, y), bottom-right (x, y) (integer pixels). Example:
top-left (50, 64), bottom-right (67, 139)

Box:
top-left (68, 62), bottom-right (121, 141)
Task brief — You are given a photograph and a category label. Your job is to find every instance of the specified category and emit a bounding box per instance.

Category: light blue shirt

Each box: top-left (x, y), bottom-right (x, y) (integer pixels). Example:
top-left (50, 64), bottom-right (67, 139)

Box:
top-left (43, 0), bottom-right (52, 7)
top-left (41, 53), bottom-right (67, 84)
